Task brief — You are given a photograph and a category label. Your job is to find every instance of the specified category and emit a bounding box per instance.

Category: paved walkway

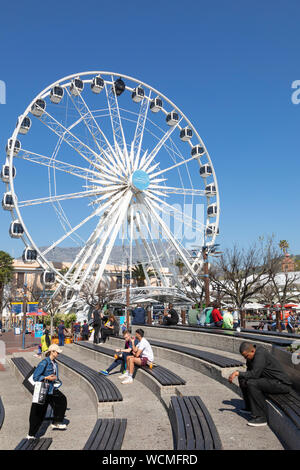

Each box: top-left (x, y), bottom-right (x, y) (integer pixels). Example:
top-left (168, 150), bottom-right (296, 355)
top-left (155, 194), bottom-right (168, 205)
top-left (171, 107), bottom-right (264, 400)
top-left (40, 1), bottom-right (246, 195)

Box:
top-left (0, 330), bottom-right (40, 358)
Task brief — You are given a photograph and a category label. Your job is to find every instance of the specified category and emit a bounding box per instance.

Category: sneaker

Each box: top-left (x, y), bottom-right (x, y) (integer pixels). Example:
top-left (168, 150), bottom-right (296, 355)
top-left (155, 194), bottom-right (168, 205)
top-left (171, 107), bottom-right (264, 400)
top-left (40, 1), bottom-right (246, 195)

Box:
top-left (121, 376), bottom-right (133, 384)
top-left (247, 417), bottom-right (267, 427)
top-left (51, 423), bottom-right (67, 430)
top-left (26, 435), bottom-right (35, 439)
top-left (99, 370), bottom-right (109, 376)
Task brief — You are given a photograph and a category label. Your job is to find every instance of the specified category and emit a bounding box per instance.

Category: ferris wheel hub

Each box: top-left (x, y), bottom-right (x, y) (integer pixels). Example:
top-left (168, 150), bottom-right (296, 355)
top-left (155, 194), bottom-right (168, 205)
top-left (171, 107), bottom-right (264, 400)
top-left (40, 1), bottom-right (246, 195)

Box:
top-left (131, 169), bottom-right (150, 191)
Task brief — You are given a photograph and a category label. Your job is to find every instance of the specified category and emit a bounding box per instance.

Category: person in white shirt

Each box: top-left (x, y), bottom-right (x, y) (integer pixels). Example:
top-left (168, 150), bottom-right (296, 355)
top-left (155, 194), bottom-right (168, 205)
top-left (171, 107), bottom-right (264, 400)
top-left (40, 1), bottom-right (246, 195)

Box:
top-left (121, 329), bottom-right (154, 384)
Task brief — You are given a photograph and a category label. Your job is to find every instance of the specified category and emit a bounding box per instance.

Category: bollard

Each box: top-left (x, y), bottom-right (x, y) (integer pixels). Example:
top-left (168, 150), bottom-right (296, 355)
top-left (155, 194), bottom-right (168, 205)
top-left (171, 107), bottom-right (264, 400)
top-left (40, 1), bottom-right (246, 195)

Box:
top-left (181, 310), bottom-right (186, 325)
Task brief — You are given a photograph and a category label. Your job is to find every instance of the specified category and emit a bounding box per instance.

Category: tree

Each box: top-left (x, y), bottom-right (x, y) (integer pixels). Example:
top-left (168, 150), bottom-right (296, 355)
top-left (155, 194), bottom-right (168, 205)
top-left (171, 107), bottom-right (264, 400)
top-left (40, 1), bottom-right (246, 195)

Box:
top-left (279, 240), bottom-right (289, 255)
top-left (131, 262), bottom-right (155, 287)
top-left (0, 251), bottom-right (14, 322)
top-left (209, 238), bottom-right (278, 327)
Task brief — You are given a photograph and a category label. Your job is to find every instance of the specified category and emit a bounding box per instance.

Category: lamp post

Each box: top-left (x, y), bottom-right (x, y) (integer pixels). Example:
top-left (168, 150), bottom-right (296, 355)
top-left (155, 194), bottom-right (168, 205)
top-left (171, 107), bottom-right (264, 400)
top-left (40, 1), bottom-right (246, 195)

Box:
top-left (125, 260), bottom-right (130, 330)
top-left (22, 273), bottom-right (27, 350)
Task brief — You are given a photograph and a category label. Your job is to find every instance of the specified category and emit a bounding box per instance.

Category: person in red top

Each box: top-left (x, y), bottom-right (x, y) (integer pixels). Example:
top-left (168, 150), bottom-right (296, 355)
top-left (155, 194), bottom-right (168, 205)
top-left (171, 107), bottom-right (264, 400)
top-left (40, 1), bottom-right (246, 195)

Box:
top-left (211, 303), bottom-right (223, 328)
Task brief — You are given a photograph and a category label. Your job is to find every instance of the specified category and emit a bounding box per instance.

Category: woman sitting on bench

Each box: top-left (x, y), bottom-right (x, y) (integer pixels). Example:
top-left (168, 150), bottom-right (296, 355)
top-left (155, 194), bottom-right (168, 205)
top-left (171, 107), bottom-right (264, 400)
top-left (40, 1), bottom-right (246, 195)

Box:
top-left (100, 312), bottom-right (117, 344)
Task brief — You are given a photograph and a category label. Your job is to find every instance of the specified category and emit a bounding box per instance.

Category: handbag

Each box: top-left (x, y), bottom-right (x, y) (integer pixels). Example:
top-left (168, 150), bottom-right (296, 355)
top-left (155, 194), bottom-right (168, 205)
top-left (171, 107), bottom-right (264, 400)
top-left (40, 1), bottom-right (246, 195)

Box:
top-left (32, 380), bottom-right (50, 405)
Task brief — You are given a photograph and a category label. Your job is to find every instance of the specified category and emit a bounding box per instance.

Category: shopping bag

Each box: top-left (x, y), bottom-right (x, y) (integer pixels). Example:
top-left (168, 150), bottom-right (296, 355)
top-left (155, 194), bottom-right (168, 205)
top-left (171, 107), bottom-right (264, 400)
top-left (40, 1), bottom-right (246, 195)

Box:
top-left (32, 380), bottom-right (49, 405)
top-left (22, 367), bottom-right (36, 394)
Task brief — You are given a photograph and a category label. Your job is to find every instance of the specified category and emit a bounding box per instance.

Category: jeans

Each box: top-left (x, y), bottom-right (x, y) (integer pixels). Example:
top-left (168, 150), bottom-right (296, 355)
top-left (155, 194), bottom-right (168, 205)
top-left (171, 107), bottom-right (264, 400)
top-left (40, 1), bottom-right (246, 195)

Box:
top-left (238, 376), bottom-right (291, 419)
top-left (58, 334), bottom-right (65, 346)
top-left (29, 390), bottom-right (67, 436)
top-left (93, 325), bottom-right (101, 344)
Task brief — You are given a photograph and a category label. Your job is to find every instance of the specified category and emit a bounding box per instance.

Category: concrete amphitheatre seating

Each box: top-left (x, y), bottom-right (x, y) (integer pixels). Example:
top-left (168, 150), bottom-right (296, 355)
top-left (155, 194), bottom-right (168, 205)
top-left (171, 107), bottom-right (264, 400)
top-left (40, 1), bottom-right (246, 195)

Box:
top-left (15, 437), bottom-right (53, 451)
top-left (135, 324), bottom-right (300, 450)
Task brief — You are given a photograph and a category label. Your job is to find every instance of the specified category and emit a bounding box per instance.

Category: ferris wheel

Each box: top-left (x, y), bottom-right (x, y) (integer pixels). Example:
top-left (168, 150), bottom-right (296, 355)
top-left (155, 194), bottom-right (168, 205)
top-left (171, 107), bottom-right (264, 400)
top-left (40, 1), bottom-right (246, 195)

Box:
top-left (1, 71), bottom-right (220, 305)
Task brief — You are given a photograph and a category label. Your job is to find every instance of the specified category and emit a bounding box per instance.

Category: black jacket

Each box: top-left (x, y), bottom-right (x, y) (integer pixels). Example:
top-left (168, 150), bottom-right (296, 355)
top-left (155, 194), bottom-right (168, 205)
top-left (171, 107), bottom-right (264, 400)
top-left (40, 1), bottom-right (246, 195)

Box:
top-left (239, 345), bottom-right (292, 385)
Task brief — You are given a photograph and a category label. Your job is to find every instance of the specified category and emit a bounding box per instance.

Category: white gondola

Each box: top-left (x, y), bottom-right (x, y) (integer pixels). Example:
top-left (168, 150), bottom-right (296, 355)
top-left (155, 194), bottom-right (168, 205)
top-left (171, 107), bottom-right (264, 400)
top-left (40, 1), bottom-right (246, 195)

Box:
top-left (191, 145), bottom-right (205, 159)
top-left (180, 127), bottom-right (193, 141)
top-left (199, 164), bottom-right (212, 178)
top-left (1, 164), bottom-right (16, 183)
top-left (132, 86), bottom-right (145, 103)
top-left (9, 220), bottom-right (24, 238)
top-left (41, 271), bottom-right (56, 286)
top-left (112, 78), bottom-right (126, 96)
top-left (207, 203), bottom-right (218, 218)
top-left (206, 223), bottom-right (219, 237)
top-left (6, 138), bottom-right (21, 157)
top-left (17, 116), bottom-right (31, 135)
top-left (22, 247), bottom-right (38, 263)
top-left (31, 99), bottom-right (46, 117)
top-left (2, 192), bottom-right (14, 210)
top-left (70, 77), bottom-right (84, 96)
top-left (205, 183), bottom-right (216, 196)
top-left (91, 75), bottom-right (104, 94)
top-left (150, 96), bottom-right (163, 113)
top-left (166, 111), bottom-right (179, 126)
top-left (50, 85), bottom-right (64, 104)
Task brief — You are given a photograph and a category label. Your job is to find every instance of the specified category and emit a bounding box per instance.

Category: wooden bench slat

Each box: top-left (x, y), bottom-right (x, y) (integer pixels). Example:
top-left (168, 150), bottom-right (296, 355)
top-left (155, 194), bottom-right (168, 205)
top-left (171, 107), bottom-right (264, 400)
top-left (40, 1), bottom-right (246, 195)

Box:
top-left (83, 419), bottom-right (127, 450)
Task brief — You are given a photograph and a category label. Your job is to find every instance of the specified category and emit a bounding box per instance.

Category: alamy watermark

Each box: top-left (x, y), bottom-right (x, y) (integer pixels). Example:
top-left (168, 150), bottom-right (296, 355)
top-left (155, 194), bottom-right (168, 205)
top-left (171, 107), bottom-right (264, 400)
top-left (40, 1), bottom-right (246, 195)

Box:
top-left (291, 80), bottom-right (300, 104)
top-left (0, 80), bottom-right (6, 104)
top-left (291, 340), bottom-right (300, 365)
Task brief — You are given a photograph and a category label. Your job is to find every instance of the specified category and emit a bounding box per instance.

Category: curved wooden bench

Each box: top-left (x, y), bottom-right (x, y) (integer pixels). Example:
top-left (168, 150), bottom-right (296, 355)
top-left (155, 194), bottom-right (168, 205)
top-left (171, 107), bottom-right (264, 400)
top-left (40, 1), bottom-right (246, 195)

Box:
top-left (57, 353), bottom-right (122, 402)
top-left (83, 418), bottom-right (127, 450)
top-left (169, 396), bottom-right (222, 450)
top-left (15, 437), bottom-right (52, 450)
top-left (77, 342), bottom-right (186, 386)
top-left (268, 389), bottom-right (300, 430)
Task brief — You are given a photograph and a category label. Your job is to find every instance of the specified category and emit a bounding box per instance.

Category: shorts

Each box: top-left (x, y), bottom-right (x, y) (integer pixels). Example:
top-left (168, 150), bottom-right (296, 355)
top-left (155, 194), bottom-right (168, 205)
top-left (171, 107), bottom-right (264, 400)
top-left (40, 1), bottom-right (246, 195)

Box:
top-left (140, 357), bottom-right (149, 367)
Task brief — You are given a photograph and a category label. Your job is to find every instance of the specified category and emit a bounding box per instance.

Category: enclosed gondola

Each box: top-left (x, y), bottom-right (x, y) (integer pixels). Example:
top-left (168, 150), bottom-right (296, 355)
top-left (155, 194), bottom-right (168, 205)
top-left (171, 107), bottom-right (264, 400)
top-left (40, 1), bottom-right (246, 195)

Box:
top-left (70, 77), bottom-right (84, 96)
top-left (191, 145), bottom-right (205, 159)
top-left (132, 86), bottom-right (145, 103)
top-left (207, 203), bottom-right (218, 218)
top-left (206, 224), bottom-right (219, 237)
top-left (205, 183), bottom-right (216, 196)
top-left (2, 192), bottom-right (14, 211)
top-left (50, 86), bottom-right (64, 104)
top-left (17, 116), bottom-right (31, 135)
top-left (166, 111), bottom-right (179, 126)
top-left (9, 220), bottom-right (24, 238)
top-left (6, 138), bottom-right (21, 157)
top-left (150, 96), bottom-right (163, 113)
top-left (1, 164), bottom-right (16, 183)
top-left (41, 271), bottom-right (56, 286)
top-left (179, 127), bottom-right (193, 141)
top-left (112, 78), bottom-right (126, 96)
top-left (199, 164), bottom-right (212, 178)
top-left (91, 75), bottom-right (104, 94)
top-left (31, 99), bottom-right (46, 117)
top-left (22, 247), bottom-right (38, 263)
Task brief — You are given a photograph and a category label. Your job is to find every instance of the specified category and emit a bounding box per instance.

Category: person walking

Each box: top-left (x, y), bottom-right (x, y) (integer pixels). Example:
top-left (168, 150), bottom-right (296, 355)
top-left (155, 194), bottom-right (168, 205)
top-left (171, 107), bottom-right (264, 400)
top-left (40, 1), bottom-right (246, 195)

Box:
top-left (228, 342), bottom-right (292, 426)
top-left (81, 320), bottom-right (89, 341)
top-left (57, 321), bottom-right (67, 347)
top-left (92, 305), bottom-right (101, 344)
top-left (27, 344), bottom-right (67, 439)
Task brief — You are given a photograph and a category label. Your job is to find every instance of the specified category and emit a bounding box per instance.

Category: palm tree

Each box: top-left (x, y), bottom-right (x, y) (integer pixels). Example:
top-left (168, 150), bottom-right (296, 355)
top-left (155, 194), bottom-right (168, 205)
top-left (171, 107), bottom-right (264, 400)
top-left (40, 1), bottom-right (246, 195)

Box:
top-left (131, 262), bottom-right (155, 287)
top-left (279, 240), bottom-right (289, 255)
top-left (0, 251), bottom-right (14, 322)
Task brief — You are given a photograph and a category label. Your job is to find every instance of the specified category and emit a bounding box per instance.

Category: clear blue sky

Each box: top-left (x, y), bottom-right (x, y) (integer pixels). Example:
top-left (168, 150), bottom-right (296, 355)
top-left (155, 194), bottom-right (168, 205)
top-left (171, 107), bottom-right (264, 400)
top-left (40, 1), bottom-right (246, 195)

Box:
top-left (0, 0), bottom-right (299, 258)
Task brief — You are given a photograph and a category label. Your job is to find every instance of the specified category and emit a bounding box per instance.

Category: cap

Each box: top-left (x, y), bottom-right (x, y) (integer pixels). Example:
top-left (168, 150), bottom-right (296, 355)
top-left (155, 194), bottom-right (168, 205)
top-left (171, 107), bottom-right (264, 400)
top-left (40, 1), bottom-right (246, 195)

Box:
top-left (48, 344), bottom-right (63, 354)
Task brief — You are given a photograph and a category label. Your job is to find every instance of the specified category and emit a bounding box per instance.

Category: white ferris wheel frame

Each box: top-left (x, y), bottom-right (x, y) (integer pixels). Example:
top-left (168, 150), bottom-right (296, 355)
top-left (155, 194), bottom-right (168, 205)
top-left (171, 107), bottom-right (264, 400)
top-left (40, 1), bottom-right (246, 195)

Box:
top-left (6, 71), bottom-right (220, 302)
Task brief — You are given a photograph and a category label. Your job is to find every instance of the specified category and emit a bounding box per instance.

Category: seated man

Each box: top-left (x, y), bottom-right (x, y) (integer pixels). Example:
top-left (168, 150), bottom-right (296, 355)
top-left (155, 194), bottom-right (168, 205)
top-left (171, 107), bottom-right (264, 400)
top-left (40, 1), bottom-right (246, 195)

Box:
top-left (163, 303), bottom-right (179, 326)
top-left (131, 305), bottom-right (146, 325)
top-left (121, 329), bottom-right (154, 384)
top-left (99, 330), bottom-right (138, 377)
top-left (228, 342), bottom-right (292, 427)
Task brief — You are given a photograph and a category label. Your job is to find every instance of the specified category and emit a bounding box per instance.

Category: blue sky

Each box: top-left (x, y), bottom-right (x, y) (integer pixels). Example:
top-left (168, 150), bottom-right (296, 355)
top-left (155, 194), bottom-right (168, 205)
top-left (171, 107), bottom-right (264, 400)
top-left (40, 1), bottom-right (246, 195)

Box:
top-left (0, 0), bottom-right (299, 259)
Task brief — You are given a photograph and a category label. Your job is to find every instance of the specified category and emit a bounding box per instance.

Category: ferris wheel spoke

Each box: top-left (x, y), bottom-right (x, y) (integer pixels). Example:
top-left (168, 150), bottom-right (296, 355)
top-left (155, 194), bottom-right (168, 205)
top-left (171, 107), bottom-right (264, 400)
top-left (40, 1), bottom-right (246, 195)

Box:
top-left (132, 92), bottom-right (152, 171)
top-left (17, 149), bottom-right (101, 182)
top-left (139, 118), bottom-right (183, 172)
top-left (18, 189), bottom-right (114, 208)
top-left (148, 185), bottom-right (205, 197)
top-left (149, 155), bottom-right (197, 179)
top-left (105, 78), bottom-right (127, 158)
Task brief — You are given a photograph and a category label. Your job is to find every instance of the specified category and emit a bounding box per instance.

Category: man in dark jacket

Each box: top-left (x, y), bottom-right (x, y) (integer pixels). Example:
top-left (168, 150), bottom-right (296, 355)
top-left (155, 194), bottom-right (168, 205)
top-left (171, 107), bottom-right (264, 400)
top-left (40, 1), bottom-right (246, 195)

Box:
top-left (229, 342), bottom-right (292, 426)
top-left (163, 304), bottom-right (179, 326)
top-left (131, 306), bottom-right (146, 325)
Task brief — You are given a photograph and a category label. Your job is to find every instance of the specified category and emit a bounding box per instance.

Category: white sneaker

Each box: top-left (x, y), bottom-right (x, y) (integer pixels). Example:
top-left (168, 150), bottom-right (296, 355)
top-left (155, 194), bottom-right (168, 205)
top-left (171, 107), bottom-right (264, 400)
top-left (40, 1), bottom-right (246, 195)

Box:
top-left (51, 423), bottom-right (67, 430)
top-left (118, 371), bottom-right (128, 379)
top-left (26, 435), bottom-right (35, 439)
top-left (121, 376), bottom-right (133, 384)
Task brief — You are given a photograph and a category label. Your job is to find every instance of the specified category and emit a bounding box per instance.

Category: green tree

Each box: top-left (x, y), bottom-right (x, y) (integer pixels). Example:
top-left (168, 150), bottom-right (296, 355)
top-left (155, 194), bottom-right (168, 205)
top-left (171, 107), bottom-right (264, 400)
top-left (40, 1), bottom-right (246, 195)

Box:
top-left (279, 240), bottom-right (289, 255)
top-left (0, 251), bottom-right (14, 321)
top-left (131, 262), bottom-right (155, 287)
